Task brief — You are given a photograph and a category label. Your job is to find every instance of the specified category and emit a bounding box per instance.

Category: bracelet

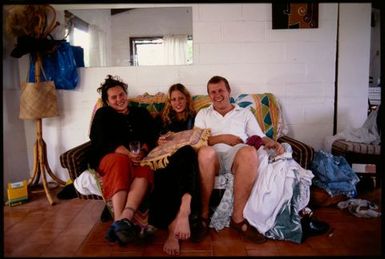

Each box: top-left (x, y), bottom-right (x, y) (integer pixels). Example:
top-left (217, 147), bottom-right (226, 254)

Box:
top-left (124, 206), bottom-right (136, 213)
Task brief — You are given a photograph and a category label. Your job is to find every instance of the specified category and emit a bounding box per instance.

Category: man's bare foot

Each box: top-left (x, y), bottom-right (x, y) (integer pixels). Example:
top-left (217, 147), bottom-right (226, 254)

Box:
top-left (174, 209), bottom-right (191, 240)
top-left (163, 232), bottom-right (180, 256)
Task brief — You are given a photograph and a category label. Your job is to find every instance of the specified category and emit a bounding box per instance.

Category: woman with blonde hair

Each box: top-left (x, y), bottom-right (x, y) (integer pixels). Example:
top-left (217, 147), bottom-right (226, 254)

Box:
top-left (149, 83), bottom-right (207, 255)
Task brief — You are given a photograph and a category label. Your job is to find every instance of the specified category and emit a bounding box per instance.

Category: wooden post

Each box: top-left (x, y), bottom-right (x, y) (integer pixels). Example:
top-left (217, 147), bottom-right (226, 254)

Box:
top-left (27, 53), bottom-right (66, 205)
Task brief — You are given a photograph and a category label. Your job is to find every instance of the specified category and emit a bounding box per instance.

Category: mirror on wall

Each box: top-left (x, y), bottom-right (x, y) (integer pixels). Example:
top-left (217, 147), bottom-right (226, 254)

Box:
top-left (62, 6), bottom-right (193, 67)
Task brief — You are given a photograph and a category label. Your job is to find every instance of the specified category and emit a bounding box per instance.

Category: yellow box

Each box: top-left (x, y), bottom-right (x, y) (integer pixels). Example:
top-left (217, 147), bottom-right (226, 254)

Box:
top-left (7, 180), bottom-right (28, 206)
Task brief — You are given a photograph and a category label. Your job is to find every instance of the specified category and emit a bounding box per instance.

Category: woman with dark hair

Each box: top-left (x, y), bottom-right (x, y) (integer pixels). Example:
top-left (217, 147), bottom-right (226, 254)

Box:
top-left (149, 83), bottom-right (206, 255)
top-left (89, 75), bottom-right (157, 246)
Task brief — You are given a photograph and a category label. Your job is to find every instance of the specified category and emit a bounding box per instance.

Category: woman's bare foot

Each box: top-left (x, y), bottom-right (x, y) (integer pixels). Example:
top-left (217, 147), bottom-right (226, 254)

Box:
top-left (174, 210), bottom-right (190, 240)
top-left (174, 193), bottom-right (192, 240)
top-left (163, 232), bottom-right (180, 256)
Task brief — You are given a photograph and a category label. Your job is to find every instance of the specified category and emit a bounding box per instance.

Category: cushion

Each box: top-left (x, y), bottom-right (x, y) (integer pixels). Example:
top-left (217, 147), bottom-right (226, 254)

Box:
top-left (140, 128), bottom-right (211, 170)
top-left (237, 93), bottom-right (284, 140)
top-left (192, 95), bottom-right (211, 111)
top-left (332, 140), bottom-right (381, 155)
top-left (128, 92), bottom-right (167, 117)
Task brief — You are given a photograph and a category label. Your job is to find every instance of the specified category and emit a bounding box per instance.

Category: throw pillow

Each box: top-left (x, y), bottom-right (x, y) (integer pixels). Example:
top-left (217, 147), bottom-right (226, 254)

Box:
top-left (141, 127), bottom-right (211, 170)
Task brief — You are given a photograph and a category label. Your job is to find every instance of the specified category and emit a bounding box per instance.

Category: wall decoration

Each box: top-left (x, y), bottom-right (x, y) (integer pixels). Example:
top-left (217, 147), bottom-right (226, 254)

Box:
top-left (272, 3), bottom-right (318, 29)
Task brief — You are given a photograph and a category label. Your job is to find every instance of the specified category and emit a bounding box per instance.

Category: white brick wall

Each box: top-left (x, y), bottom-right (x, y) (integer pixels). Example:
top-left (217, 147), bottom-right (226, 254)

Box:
top-left (3, 3), bottom-right (372, 191)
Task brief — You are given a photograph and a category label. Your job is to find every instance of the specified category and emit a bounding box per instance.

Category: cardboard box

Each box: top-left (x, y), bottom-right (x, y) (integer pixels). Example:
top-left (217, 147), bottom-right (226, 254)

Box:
top-left (7, 180), bottom-right (28, 206)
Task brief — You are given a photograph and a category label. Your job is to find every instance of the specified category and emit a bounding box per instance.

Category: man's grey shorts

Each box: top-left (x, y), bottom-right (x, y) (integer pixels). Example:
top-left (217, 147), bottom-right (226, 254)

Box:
top-left (215, 143), bottom-right (249, 175)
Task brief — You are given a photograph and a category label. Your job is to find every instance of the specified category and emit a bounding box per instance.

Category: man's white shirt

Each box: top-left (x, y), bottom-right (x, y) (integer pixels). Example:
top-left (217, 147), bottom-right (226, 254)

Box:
top-left (194, 104), bottom-right (265, 152)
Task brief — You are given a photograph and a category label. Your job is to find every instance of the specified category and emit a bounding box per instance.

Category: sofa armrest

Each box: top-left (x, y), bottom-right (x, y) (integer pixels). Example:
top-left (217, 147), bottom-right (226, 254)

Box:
top-left (60, 141), bottom-right (104, 200)
top-left (277, 135), bottom-right (314, 169)
top-left (60, 141), bottom-right (92, 181)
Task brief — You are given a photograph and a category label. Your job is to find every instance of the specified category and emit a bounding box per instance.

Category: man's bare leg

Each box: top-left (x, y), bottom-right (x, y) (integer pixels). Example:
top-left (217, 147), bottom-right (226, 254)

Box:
top-left (231, 146), bottom-right (259, 223)
top-left (197, 146), bottom-right (219, 220)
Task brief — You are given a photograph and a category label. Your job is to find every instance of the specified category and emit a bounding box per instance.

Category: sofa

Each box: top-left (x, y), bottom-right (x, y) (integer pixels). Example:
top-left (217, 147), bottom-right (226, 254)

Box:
top-left (60, 92), bottom-right (314, 201)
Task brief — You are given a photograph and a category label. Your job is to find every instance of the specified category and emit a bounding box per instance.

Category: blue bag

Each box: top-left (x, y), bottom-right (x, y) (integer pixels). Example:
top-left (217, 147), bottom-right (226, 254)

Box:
top-left (29, 41), bottom-right (81, 90)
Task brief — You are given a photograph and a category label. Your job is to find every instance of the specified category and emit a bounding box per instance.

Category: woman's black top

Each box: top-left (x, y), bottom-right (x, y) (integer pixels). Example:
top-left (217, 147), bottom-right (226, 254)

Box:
top-left (156, 115), bottom-right (195, 134)
top-left (88, 106), bottom-right (157, 169)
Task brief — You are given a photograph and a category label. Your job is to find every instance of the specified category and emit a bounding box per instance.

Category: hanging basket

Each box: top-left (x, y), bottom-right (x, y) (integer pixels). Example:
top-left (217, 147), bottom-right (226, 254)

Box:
top-left (19, 81), bottom-right (58, 120)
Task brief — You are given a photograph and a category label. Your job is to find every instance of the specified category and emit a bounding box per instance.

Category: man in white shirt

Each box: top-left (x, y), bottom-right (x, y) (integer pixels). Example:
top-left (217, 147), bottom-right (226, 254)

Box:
top-left (194, 75), bottom-right (283, 243)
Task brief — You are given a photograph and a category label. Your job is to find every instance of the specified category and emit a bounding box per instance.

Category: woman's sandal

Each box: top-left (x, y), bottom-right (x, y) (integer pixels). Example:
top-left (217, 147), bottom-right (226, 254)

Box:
top-left (105, 218), bottom-right (139, 246)
top-left (230, 219), bottom-right (267, 244)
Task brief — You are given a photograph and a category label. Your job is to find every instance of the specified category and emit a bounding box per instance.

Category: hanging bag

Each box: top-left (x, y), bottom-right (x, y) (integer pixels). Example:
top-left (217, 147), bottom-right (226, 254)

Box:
top-left (29, 41), bottom-right (80, 90)
top-left (19, 60), bottom-right (58, 120)
top-left (27, 5), bottom-right (80, 90)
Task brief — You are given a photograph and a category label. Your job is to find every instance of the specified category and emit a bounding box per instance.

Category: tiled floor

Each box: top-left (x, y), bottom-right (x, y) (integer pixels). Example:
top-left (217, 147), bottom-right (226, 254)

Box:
top-left (3, 186), bottom-right (383, 257)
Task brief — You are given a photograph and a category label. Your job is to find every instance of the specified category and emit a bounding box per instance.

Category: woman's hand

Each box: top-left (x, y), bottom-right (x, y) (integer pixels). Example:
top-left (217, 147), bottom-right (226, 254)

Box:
top-left (115, 144), bottom-right (147, 166)
top-left (157, 131), bottom-right (173, 146)
top-left (128, 149), bottom-right (146, 166)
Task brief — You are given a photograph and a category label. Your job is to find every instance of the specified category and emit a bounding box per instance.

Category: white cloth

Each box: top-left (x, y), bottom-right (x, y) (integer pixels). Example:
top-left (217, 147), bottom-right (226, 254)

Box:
top-left (337, 198), bottom-right (381, 218)
top-left (244, 147), bottom-right (314, 234)
top-left (194, 104), bottom-right (265, 152)
top-left (73, 169), bottom-right (102, 196)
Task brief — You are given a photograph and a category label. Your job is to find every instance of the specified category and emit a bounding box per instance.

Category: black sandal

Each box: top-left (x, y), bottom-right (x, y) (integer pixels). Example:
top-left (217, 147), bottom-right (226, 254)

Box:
top-left (230, 219), bottom-right (266, 243)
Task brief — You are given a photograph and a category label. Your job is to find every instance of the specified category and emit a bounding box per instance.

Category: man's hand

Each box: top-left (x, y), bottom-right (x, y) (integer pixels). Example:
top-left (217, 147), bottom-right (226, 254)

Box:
top-left (209, 134), bottom-right (243, 146)
top-left (263, 138), bottom-right (284, 155)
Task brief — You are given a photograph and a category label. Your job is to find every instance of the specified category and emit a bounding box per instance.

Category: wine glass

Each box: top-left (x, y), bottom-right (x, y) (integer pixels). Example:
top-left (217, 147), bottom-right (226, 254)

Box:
top-left (128, 140), bottom-right (141, 155)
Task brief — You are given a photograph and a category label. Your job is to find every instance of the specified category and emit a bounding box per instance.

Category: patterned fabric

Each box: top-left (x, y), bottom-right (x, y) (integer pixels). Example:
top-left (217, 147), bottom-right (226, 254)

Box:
top-left (192, 95), bottom-right (211, 111)
top-left (249, 94), bottom-right (281, 140)
top-left (128, 92), bottom-right (167, 117)
top-left (332, 140), bottom-right (381, 155)
top-left (140, 128), bottom-right (211, 170)
top-left (210, 173), bottom-right (234, 231)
